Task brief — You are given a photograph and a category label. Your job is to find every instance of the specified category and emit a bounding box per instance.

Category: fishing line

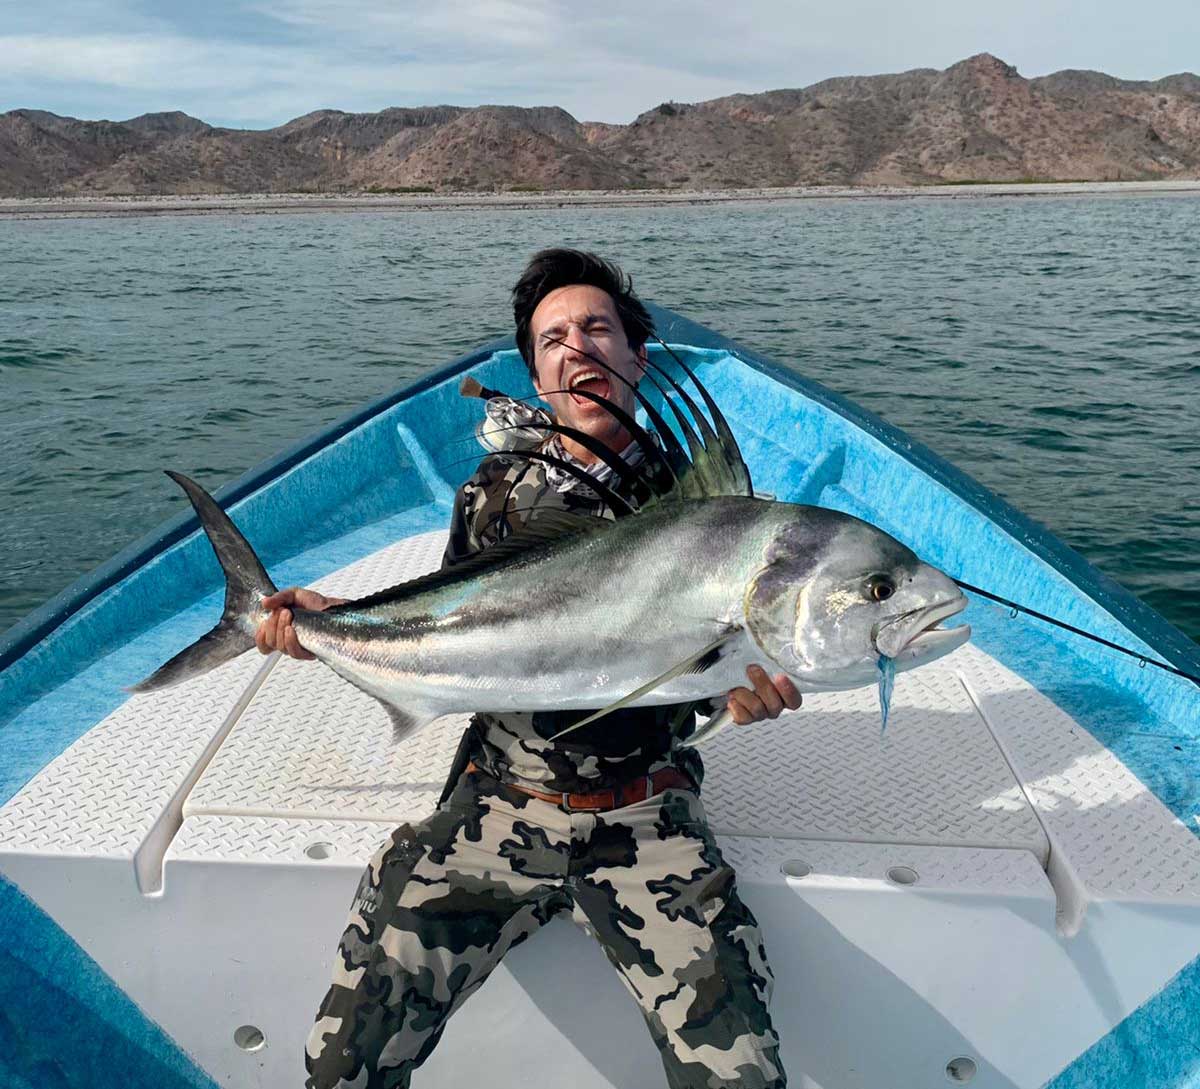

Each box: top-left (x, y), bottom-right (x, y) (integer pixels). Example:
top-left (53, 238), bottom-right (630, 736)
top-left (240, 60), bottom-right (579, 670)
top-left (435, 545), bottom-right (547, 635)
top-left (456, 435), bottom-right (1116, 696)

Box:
top-left (953, 578), bottom-right (1200, 687)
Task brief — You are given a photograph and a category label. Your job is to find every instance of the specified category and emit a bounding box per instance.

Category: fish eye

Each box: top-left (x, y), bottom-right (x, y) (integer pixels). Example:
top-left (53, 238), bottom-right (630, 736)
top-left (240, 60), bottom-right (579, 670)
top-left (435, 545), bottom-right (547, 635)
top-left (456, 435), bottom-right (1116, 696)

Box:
top-left (865, 575), bottom-right (896, 603)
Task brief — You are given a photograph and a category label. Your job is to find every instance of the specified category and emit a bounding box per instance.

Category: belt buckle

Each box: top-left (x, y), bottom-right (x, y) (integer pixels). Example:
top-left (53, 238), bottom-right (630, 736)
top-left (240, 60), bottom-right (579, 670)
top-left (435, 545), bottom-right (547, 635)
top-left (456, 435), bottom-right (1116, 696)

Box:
top-left (563, 791), bottom-right (609, 813)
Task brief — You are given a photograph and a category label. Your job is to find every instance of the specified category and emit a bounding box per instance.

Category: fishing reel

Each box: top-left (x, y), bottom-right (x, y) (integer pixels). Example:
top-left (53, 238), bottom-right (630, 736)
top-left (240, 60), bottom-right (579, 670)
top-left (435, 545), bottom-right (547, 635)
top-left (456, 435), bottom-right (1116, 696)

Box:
top-left (476, 396), bottom-right (553, 454)
top-left (460, 375), bottom-right (552, 453)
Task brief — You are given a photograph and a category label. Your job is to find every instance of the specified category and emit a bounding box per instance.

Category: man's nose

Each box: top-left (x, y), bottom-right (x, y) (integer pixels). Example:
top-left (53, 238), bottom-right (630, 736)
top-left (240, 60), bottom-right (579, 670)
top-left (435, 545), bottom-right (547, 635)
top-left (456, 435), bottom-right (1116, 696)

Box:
top-left (563, 324), bottom-right (591, 356)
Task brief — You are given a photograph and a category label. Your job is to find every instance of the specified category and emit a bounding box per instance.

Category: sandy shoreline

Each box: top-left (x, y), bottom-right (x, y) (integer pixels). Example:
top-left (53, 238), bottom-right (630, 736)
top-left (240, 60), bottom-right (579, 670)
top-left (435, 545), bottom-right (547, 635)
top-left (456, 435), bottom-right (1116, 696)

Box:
top-left (2, 179), bottom-right (1198, 219)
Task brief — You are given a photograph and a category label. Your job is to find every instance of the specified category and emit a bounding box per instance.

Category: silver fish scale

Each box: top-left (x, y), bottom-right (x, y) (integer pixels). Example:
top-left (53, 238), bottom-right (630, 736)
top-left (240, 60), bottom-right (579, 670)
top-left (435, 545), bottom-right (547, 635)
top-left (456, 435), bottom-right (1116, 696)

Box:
top-left (294, 499), bottom-right (772, 716)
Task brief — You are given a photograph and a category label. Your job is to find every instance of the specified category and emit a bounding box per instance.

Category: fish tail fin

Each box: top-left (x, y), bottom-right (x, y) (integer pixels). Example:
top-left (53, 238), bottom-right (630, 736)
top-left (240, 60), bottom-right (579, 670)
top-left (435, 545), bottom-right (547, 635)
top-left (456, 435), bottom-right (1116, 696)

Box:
top-left (130, 471), bottom-right (278, 693)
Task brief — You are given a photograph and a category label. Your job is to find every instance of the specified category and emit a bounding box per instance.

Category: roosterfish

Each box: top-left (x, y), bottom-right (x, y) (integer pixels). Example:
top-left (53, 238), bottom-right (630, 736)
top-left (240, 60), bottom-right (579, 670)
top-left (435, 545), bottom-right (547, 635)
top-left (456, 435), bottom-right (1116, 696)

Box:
top-left (132, 348), bottom-right (970, 746)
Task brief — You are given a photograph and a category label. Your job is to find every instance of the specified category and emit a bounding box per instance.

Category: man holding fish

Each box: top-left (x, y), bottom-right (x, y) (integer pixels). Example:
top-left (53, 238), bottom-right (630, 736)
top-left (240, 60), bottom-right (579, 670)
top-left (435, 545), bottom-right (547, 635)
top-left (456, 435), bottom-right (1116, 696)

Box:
top-left (267, 250), bottom-right (800, 1088)
top-left (142, 242), bottom-right (967, 1084)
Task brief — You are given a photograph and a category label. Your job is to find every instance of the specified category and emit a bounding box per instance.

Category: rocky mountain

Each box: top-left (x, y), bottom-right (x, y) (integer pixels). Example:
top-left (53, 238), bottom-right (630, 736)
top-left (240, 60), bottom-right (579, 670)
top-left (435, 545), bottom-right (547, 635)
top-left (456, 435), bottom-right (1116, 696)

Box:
top-left (2, 54), bottom-right (1197, 196)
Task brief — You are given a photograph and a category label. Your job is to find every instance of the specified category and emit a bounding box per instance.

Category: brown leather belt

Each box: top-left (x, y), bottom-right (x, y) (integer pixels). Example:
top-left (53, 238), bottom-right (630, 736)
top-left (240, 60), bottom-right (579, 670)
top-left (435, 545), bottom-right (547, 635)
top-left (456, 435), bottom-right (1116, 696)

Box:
top-left (465, 761), bottom-right (691, 812)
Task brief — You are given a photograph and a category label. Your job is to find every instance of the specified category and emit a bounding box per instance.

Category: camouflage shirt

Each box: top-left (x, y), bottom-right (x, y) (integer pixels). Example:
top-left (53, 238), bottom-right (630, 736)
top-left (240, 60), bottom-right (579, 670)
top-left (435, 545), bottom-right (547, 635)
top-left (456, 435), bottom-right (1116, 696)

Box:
top-left (442, 446), bottom-right (705, 794)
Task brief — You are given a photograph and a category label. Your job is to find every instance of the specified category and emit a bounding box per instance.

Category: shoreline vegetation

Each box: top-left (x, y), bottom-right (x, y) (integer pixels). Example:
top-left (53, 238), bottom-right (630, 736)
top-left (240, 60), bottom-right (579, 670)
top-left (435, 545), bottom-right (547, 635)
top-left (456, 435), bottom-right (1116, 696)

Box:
top-left (3, 179), bottom-right (1198, 220)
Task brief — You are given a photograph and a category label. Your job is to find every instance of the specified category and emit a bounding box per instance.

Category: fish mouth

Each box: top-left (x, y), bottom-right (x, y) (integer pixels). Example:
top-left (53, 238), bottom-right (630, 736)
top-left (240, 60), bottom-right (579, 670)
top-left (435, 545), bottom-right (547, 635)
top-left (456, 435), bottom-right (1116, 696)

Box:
top-left (874, 596), bottom-right (970, 661)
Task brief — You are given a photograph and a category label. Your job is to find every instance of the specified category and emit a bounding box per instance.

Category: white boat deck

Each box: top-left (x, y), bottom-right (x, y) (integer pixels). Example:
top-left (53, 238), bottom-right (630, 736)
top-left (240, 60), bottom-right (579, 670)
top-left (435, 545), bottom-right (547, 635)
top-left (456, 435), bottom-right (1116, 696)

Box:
top-left (3, 528), bottom-right (1200, 1089)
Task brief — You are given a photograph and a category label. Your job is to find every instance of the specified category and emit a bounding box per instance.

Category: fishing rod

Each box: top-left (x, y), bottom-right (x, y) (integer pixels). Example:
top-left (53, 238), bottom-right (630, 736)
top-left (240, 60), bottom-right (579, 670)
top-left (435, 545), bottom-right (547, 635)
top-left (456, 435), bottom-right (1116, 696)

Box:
top-left (951, 579), bottom-right (1200, 687)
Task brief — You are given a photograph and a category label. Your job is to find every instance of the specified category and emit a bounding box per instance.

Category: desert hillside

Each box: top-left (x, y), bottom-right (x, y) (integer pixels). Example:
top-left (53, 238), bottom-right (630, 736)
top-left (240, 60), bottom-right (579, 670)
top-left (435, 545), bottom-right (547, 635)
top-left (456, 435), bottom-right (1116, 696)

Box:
top-left (2, 54), bottom-right (1196, 196)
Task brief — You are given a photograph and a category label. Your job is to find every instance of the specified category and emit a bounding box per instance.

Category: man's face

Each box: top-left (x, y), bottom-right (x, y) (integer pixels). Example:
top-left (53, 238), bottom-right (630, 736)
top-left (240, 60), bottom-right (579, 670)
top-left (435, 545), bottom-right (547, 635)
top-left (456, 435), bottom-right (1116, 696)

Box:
top-left (529, 284), bottom-right (646, 459)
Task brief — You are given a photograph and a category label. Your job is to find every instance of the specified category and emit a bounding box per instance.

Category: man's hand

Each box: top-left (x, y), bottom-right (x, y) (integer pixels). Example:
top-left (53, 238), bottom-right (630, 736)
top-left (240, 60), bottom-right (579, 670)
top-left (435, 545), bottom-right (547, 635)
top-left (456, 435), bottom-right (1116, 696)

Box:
top-left (255, 588), bottom-right (346, 661)
top-left (726, 665), bottom-right (802, 725)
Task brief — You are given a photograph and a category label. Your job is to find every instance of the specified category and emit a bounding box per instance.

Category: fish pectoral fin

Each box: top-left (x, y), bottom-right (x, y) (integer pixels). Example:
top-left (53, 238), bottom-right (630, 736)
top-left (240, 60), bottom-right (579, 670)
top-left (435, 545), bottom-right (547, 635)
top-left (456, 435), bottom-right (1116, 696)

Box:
top-left (678, 706), bottom-right (735, 749)
top-left (547, 629), bottom-right (741, 742)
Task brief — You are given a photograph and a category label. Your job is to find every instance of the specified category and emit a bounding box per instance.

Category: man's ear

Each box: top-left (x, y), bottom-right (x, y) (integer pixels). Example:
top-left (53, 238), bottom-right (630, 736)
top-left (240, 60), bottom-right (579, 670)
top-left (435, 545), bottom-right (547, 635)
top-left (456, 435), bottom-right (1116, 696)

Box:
top-left (635, 344), bottom-right (649, 379)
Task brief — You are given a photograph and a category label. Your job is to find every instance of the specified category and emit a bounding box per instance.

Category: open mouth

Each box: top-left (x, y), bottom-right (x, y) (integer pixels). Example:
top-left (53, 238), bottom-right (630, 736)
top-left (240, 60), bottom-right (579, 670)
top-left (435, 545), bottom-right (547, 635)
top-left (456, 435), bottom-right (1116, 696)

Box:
top-left (875, 596), bottom-right (971, 660)
top-left (567, 369), bottom-right (611, 406)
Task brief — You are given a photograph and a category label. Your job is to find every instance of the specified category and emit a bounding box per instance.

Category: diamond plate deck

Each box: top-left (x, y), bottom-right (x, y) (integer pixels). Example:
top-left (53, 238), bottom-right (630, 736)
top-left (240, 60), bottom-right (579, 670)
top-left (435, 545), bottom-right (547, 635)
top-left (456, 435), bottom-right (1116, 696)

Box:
top-left (0, 651), bottom-right (267, 861)
top-left (960, 654), bottom-right (1200, 901)
top-left (719, 835), bottom-right (1050, 893)
top-left (700, 659), bottom-right (1048, 857)
top-left (169, 814), bottom-right (1049, 896)
top-left (168, 813), bottom-right (399, 866)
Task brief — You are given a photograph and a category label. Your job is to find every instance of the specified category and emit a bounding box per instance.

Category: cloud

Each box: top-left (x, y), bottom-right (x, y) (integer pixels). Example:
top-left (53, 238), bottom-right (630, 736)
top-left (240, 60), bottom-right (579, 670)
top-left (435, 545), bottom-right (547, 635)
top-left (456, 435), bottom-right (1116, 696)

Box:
top-left (0, 18), bottom-right (744, 125)
top-left (1, 34), bottom-right (284, 93)
top-left (258, 0), bottom-right (559, 51)
top-left (2, 0), bottom-right (1197, 127)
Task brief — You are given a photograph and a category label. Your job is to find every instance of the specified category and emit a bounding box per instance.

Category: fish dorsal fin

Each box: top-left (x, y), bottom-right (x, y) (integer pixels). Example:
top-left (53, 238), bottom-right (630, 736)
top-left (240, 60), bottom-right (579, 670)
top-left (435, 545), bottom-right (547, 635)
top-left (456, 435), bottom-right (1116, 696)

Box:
top-left (326, 505), bottom-right (608, 615)
top-left (635, 343), bottom-right (753, 507)
top-left (509, 335), bottom-right (754, 509)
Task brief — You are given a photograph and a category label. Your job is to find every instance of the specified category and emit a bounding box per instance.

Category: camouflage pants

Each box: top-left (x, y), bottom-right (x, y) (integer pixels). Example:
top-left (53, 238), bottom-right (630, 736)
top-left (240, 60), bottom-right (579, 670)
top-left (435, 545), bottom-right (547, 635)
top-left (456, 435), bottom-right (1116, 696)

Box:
top-left (305, 772), bottom-right (785, 1089)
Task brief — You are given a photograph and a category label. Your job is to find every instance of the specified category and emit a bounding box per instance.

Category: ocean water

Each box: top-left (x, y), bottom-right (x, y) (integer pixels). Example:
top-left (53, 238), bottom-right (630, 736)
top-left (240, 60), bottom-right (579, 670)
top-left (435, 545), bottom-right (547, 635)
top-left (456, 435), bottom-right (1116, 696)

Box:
top-left (1, 193), bottom-right (1197, 644)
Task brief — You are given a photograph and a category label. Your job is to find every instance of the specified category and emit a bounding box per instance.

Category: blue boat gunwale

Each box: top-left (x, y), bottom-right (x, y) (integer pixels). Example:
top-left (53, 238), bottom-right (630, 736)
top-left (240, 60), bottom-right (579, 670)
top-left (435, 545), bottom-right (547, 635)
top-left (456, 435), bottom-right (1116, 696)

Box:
top-left (1, 306), bottom-right (1197, 684)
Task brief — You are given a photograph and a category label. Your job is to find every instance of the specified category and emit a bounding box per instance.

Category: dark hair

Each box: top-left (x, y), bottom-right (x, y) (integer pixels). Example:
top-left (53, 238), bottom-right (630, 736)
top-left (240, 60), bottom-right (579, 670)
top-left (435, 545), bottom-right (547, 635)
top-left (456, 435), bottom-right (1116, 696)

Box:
top-left (512, 248), bottom-right (655, 378)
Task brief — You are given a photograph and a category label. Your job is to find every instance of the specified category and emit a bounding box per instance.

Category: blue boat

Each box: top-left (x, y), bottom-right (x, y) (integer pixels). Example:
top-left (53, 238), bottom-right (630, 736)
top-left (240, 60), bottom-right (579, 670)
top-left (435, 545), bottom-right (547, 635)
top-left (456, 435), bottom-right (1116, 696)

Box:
top-left (2, 306), bottom-right (1198, 1089)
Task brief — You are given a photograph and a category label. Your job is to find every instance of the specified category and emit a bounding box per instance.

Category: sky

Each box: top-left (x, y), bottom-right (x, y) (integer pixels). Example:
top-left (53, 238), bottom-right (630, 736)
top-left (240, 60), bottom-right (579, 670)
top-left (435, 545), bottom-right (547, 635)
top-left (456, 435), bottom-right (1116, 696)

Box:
top-left (2, 0), bottom-right (1198, 129)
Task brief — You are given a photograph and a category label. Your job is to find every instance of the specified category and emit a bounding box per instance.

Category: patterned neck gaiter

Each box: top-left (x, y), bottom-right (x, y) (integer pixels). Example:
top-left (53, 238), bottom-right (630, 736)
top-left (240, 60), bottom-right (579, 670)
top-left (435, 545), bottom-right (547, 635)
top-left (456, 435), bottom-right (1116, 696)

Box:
top-left (542, 433), bottom-right (646, 496)
top-left (474, 394), bottom-right (648, 498)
